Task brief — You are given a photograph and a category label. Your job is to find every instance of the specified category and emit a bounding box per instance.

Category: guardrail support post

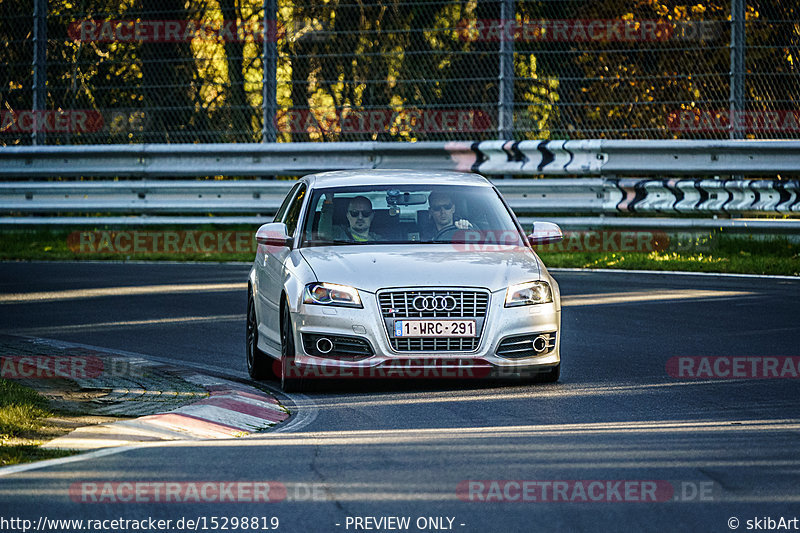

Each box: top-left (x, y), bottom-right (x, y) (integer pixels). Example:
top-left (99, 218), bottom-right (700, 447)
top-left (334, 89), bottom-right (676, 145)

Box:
top-left (262, 0), bottom-right (278, 143)
top-left (498, 0), bottom-right (515, 141)
top-left (32, 0), bottom-right (47, 146)
top-left (729, 0), bottom-right (746, 141)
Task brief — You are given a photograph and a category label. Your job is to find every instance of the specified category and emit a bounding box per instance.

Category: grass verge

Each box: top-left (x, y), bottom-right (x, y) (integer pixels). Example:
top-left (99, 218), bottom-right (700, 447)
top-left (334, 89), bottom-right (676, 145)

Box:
top-left (0, 227), bottom-right (798, 276)
top-left (0, 379), bottom-right (76, 466)
top-left (537, 233), bottom-right (800, 276)
top-left (0, 227), bottom-right (255, 262)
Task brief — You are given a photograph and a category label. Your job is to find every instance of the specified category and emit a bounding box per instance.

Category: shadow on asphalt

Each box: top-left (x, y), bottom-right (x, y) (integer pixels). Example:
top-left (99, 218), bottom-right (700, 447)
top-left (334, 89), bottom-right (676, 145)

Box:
top-left (252, 377), bottom-right (562, 395)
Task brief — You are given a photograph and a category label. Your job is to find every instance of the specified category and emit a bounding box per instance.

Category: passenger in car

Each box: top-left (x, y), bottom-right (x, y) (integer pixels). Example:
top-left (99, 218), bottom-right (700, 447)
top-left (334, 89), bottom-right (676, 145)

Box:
top-left (319, 195), bottom-right (385, 242)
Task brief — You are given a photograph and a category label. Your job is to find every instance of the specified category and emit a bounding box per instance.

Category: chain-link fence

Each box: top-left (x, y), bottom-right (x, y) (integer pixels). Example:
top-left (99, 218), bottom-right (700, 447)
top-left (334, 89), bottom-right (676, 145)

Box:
top-left (1, 0), bottom-right (798, 145)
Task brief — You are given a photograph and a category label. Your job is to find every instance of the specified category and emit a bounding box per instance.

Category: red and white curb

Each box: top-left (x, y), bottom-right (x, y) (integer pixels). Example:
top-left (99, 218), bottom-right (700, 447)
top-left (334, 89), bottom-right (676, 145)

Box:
top-left (44, 374), bottom-right (289, 450)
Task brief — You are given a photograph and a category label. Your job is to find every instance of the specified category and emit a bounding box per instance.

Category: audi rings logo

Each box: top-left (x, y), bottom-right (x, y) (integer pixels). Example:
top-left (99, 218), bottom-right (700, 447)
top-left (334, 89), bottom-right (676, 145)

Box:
top-left (412, 295), bottom-right (458, 312)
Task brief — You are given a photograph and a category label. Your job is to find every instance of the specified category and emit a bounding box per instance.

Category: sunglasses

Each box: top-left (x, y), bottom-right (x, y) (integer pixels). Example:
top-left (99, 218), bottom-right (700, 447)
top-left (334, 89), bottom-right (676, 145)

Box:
top-left (348, 209), bottom-right (373, 218)
top-left (430, 203), bottom-right (454, 212)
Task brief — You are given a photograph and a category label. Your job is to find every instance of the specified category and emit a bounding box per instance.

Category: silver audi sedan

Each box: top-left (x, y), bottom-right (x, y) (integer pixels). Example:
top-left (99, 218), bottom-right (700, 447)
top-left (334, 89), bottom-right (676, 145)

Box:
top-left (246, 170), bottom-right (563, 391)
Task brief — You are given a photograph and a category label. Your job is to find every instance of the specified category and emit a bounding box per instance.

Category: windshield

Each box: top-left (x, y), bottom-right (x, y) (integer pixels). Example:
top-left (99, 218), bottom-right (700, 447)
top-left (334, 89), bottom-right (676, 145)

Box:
top-left (300, 184), bottom-right (526, 247)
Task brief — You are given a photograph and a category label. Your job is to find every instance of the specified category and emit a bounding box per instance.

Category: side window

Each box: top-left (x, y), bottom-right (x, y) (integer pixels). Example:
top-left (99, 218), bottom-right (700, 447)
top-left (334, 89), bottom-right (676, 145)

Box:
top-left (283, 184), bottom-right (307, 239)
top-left (273, 182), bottom-right (301, 223)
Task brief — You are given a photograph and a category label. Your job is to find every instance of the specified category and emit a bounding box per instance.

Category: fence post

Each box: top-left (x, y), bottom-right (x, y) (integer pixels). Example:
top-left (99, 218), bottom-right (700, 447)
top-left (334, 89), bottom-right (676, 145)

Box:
top-left (729, 0), bottom-right (746, 140)
top-left (32, 0), bottom-right (47, 146)
top-left (498, 0), bottom-right (514, 141)
top-left (262, 0), bottom-right (278, 143)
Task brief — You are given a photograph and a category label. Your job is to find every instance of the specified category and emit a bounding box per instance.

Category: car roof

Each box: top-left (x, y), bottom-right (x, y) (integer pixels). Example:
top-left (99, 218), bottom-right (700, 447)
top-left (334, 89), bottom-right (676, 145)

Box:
top-left (304, 169), bottom-right (491, 189)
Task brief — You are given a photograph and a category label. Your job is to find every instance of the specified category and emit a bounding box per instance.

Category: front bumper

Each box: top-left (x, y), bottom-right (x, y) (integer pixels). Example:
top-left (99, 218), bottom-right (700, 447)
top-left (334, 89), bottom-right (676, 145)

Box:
top-left (290, 287), bottom-right (560, 379)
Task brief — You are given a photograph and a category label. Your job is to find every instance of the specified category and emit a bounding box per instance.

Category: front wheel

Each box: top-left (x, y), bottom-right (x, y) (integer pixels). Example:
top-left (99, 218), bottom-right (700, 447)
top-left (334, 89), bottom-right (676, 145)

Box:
top-left (280, 302), bottom-right (303, 392)
top-left (246, 290), bottom-right (275, 380)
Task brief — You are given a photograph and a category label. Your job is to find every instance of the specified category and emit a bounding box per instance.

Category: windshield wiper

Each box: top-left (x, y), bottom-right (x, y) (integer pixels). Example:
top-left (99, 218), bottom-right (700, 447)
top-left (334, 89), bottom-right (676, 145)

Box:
top-left (303, 239), bottom-right (354, 245)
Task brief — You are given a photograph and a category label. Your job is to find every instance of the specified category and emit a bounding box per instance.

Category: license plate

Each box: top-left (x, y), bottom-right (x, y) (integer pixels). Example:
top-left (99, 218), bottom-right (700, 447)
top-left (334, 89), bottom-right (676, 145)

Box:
top-left (394, 320), bottom-right (476, 338)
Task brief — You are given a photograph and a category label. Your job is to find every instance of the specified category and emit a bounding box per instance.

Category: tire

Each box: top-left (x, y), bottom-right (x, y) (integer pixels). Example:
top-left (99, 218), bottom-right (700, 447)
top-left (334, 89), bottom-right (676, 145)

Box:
top-left (280, 302), bottom-right (303, 392)
top-left (246, 290), bottom-right (275, 380)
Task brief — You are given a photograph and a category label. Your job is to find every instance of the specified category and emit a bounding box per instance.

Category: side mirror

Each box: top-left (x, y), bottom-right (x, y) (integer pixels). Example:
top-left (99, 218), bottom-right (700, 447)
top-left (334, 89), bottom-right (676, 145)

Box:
top-left (527, 222), bottom-right (563, 245)
top-left (255, 223), bottom-right (293, 248)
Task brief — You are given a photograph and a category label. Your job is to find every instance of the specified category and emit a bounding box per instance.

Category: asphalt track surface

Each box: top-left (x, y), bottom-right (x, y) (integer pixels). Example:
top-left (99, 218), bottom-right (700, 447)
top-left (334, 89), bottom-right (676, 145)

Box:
top-left (1, 261), bottom-right (799, 533)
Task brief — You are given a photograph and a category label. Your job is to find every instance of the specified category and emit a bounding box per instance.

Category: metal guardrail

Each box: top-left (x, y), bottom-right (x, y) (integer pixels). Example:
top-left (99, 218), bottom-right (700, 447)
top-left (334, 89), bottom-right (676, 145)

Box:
top-left (1, 141), bottom-right (799, 230)
top-left (0, 142), bottom-right (455, 178)
top-left (2, 140), bottom-right (800, 177)
top-left (2, 178), bottom-right (797, 216)
top-left (0, 179), bottom-right (604, 215)
top-left (1, 178), bottom-right (799, 233)
top-left (0, 181), bottom-right (292, 214)
top-left (3, 215), bottom-right (799, 234)
top-left (473, 140), bottom-right (800, 176)
top-left (526, 217), bottom-right (800, 233)
top-left (0, 181), bottom-right (583, 221)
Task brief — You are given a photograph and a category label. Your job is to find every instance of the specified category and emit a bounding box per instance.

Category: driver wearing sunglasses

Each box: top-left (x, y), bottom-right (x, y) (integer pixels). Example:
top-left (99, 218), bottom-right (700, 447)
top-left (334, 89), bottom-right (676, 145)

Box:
top-left (319, 195), bottom-right (384, 242)
top-left (426, 191), bottom-right (473, 240)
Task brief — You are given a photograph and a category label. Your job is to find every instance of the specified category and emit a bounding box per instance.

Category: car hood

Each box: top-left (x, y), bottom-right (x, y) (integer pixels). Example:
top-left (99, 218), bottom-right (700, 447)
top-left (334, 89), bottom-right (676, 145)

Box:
top-left (299, 244), bottom-right (541, 293)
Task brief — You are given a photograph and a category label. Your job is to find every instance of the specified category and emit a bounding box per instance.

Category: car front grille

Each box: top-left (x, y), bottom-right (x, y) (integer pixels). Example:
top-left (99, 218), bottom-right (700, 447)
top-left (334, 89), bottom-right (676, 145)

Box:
top-left (378, 288), bottom-right (490, 352)
top-left (495, 332), bottom-right (557, 359)
top-left (378, 289), bottom-right (489, 319)
top-left (390, 337), bottom-right (481, 352)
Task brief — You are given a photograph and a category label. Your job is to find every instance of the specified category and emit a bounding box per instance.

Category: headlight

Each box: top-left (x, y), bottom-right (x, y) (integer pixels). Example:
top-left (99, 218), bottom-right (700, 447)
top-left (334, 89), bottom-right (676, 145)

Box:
top-left (303, 282), bottom-right (362, 308)
top-left (505, 281), bottom-right (553, 307)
